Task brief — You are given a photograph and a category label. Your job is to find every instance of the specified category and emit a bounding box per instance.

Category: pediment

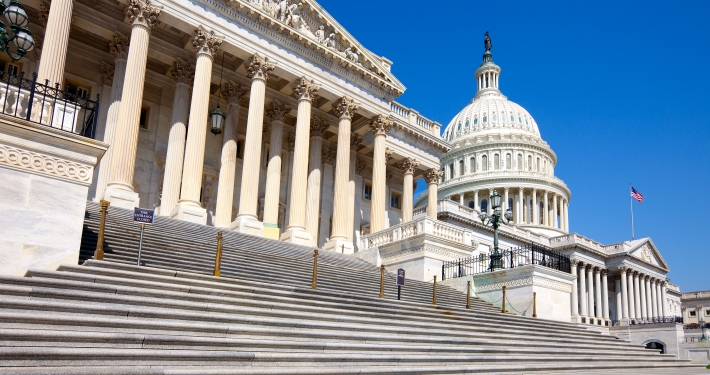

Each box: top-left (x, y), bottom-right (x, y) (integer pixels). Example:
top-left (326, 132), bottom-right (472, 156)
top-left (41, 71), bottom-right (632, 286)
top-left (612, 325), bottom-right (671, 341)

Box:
top-left (227, 0), bottom-right (405, 97)
top-left (628, 238), bottom-right (669, 271)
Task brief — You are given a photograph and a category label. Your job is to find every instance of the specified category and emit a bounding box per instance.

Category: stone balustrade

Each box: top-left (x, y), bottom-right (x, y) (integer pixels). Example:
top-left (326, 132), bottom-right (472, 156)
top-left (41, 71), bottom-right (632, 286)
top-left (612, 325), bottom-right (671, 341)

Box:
top-left (412, 206), bottom-right (427, 219)
top-left (389, 101), bottom-right (441, 137)
top-left (550, 233), bottom-right (608, 253)
top-left (359, 216), bottom-right (473, 250)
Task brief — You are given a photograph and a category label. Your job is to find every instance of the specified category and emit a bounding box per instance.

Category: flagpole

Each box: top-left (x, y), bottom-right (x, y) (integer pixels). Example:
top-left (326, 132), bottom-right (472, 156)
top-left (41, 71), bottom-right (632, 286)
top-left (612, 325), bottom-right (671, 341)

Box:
top-left (630, 184), bottom-right (635, 240)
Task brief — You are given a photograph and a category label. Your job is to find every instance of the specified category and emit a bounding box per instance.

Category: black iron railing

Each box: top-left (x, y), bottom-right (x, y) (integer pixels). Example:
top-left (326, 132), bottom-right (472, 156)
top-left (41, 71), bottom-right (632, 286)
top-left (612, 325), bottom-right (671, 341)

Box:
top-left (442, 244), bottom-right (571, 280)
top-left (683, 322), bottom-right (709, 330)
top-left (0, 71), bottom-right (100, 138)
top-left (612, 316), bottom-right (683, 326)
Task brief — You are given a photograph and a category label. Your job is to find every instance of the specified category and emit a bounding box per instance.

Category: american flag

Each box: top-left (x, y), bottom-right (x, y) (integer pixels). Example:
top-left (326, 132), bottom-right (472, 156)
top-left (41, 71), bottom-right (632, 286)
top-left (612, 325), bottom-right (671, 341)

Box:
top-left (631, 187), bottom-right (644, 203)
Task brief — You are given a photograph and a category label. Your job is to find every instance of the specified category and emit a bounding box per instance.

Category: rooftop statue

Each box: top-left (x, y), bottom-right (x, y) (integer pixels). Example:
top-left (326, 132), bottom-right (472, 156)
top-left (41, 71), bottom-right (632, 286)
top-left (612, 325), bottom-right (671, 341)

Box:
top-left (484, 31), bottom-right (492, 52)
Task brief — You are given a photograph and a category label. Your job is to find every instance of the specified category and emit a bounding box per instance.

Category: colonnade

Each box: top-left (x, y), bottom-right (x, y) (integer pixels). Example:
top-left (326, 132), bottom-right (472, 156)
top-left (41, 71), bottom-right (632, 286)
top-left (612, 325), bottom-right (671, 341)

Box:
top-left (570, 261), bottom-right (609, 325)
top-left (615, 266), bottom-right (668, 322)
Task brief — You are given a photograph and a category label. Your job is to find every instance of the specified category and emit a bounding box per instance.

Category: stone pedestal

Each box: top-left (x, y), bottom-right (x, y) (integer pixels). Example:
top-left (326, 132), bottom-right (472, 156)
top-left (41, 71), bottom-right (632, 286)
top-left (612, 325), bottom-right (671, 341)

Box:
top-left (0, 115), bottom-right (107, 276)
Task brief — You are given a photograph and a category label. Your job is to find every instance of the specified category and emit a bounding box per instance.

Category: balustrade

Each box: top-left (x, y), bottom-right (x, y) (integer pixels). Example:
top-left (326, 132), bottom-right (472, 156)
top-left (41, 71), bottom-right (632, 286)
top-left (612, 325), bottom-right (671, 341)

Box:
top-left (359, 216), bottom-right (473, 250)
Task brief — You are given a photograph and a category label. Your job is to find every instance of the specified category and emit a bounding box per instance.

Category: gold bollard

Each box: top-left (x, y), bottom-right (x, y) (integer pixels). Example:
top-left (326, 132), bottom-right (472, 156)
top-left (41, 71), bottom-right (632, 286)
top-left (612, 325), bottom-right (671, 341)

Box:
top-left (213, 232), bottom-right (223, 277)
top-left (432, 275), bottom-right (437, 305)
top-left (466, 280), bottom-right (471, 309)
top-left (533, 291), bottom-right (537, 318)
top-left (94, 200), bottom-right (110, 261)
top-left (501, 285), bottom-right (507, 314)
top-left (379, 264), bottom-right (385, 298)
top-left (311, 249), bottom-right (318, 289)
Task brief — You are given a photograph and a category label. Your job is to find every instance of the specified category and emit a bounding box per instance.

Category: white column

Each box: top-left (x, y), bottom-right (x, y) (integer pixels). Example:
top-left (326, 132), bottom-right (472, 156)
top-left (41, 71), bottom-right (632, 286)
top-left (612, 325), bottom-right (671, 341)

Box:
top-left (103, 2), bottom-right (161, 209)
top-left (571, 261), bottom-right (579, 319)
top-left (303, 118), bottom-right (327, 243)
top-left (503, 187), bottom-right (509, 215)
top-left (532, 188), bottom-right (538, 225)
top-left (346, 136), bottom-right (362, 243)
top-left (579, 264), bottom-right (588, 317)
top-left (620, 270), bottom-right (629, 320)
top-left (602, 270), bottom-right (610, 320)
top-left (517, 187), bottom-right (524, 223)
top-left (325, 97), bottom-right (359, 251)
top-left (655, 281), bottom-right (663, 317)
top-left (615, 277), bottom-right (622, 321)
top-left (424, 169), bottom-right (442, 219)
top-left (633, 272), bottom-right (642, 319)
top-left (172, 27), bottom-right (222, 225)
top-left (473, 190), bottom-right (479, 212)
top-left (543, 190), bottom-right (548, 226)
top-left (587, 265), bottom-right (594, 321)
top-left (627, 271), bottom-right (636, 319)
top-left (95, 35), bottom-right (129, 201)
top-left (36, 0), bottom-right (78, 88)
top-left (231, 54), bottom-right (275, 234)
top-left (369, 115), bottom-right (393, 232)
top-left (594, 268), bottom-right (602, 319)
top-left (564, 199), bottom-right (569, 231)
top-left (352, 160), bottom-right (365, 243)
top-left (661, 282), bottom-right (668, 316)
top-left (645, 277), bottom-right (653, 319)
top-left (280, 77), bottom-right (320, 245)
top-left (400, 158), bottom-right (418, 222)
top-left (639, 274), bottom-right (648, 319)
top-left (317, 149), bottom-right (335, 247)
top-left (159, 60), bottom-right (195, 217)
top-left (552, 193), bottom-right (558, 229)
top-left (651, 278), bottom-right (659, 318)
top-left (261, 100), bottom-right (291, 237)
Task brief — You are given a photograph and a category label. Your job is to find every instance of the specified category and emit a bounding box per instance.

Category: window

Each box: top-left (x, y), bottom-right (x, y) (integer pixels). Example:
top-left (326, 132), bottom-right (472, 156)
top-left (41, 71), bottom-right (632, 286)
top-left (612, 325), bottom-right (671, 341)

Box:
top-left (494, 154), bottom-right (500, 170)
top-left (505, 154), bottom-right (511, 169)
top-left (440, 168), bottom-right (445, 182)
top-left (470, 157), bottom-right (476, 173)
top-left (139, 107), bottom-right (149, 129)
top-left (481, 199), bottom-right (488, 213)
top-left (0, 58), bottom-right (21, 77)
top-left (449, 163), bottom-right (454, 178)
top-left (465, 120), bottom-right (469, 129)
top-left (539, 202), bottom-right (544, 224)
top-left (492, 113), bottom-right (497, 122)
top-left (544, 160), bottom-right (547, 174)
top-left (390, 192), bottom-right (401, 209)
top-left (483, 114), bottom-right (487, 123)
top-left (65, 80), bottom-right (91, 101)
top-left (457, 123), bottom-right (461, 131)
top-left (468, 201), bottom-right (475, 209)
top-left (459, 160), bottom-right (464, 175)
top-left (527, 155), bottom-right (532, 171)
top-left (510, 114), bottom-right (514, 122)
top-left (517, 154), bottom-right (523, 170)
top-left (473, 117), bottom-right (478, 125)
top-left (705, 310), bottom-right (710, 316)
top-left (508, 198), bottom-right (513, 211)
top-left (689, 311), bottom-right (697, 317)
top-left (529, 199), bottom-right (533, 222)
top-left (363, 183), bottom-right (372, 200)
top-left (482, 155), bottom-right (488, 171)
top-left (518, 115), bottom-right (522, 123)
top-left (536, 157), bottom-right (540, 172)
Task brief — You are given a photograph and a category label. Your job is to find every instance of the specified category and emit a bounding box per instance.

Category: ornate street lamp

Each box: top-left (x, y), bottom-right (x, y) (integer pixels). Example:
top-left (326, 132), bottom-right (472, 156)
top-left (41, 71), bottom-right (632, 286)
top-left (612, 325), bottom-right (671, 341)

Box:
top-left (209, 105), bottom-right (225, 135)
top-left (701, 318), bottom-right (708, 342)
top-left (0, 0), bottom-right (34, 61)
top-left (479, 190), bottom-right (513, 271)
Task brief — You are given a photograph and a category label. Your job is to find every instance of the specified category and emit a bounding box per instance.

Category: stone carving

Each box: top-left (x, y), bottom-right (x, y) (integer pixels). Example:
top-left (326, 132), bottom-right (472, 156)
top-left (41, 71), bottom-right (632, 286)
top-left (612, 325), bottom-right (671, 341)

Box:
top-left (381, 244), bottom-right (470, 263)
top-left (287, 133), bottom-right (295, 152)
top-left (292, 76), bottom-right (320, 102)
top-left (39, 2), bottom-right (50, 28)
top-left (335, 96), bottom-right (358, 119)
top-left (100, 62), bottom-right (114, 86)
top-left (266, 100), bottom-right (291, 121)
top-left (221, 82), bottom-right (248, 104)
top-left (246, 53), bottom-right (276, 81)
top-left (193, 27), bottom-right (223, 57)
top-left (322, 147), bottom-right (336, 164)
top-left (369, 114), bottom-right (393, 136)
top-left (314, 25), bottom-right (325, 44)
top-left (474, 275), bottom-right (571, 294)
top-left (126, 0), bottom-right (161, 29)
top-left (484, 31), bottom-right (492, 52)
top-left (355, 159), bottom-right (366, 175)
top-left (350, 133), bottom-right (362, 150)
top-left (384, 147), bottom-right (393, 163)
top-left (109, 34), bottom-right (130, 59)
top-left (424, 168), bottom-right (443, 184)
top-left (399, 157), bottom-right (419, 174)
top-left (0, 144), bottom-right (92, 185)
top-left (168, 59), bottom-right (195, 84)
top-left (385, 170), bottom-right (393, 182)
top-left (309, 117), bottom-right (329, 137)
top-left (344, 47), bottom-right (359, 63)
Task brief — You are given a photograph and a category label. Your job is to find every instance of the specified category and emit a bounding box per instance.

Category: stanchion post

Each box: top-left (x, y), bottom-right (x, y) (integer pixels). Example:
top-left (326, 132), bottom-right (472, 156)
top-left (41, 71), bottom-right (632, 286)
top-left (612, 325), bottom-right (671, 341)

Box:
top-left (311, 249), bottom-right (318, 289)
top-left (533, 291), bottom-right (537, 318)
top-left (501, 285), bottom-right (507, 313)
top-left (432, 275), bottom-right (437, 305)
top-left (466, 280), bottom-right (471, 309)
top-left (379, 264), bottom-right (385, 298)
top-left (94, 200), bottom-right (110, 260)
top-left (213, 232), bottom-right (223, 277)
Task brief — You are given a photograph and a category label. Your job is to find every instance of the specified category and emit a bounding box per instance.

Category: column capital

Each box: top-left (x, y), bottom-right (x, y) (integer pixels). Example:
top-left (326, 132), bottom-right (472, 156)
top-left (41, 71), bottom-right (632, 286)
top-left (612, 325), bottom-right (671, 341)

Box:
top-left (246, 53), bottom-right (276, 82)
top-left (424, 168), bottom-right (443, 185)
top-left (350, 133), bottom-right (362, 150)
top-left (126, 0), bottom-right (161, 30)
top-left (192, 27), bottom-right (222, 58)
top-left (100, 62), bottom-right (114, 86)
top-left (593, 266), bottom-right (601, 274)
top-left (399, 157), bottom-right (419, 175)
top-left (309, 117), bottom-right (330, 137)
top-left (287, 133), bottom-right (295, 152)
top-left (384, 147), bottom-right (394, 164)
top-left (168, 59), bottom-right (195, 85)
top-left (266, 100), bottom-right (291, 121)
top-left (369, 114), bottom-right (393, 136)
top-left (585, 264), bottom-right (593, 271)
top-left (355, 159), bottom-right (366, 175)
top-left (601, 269), bottom-right (609, 276)
top-left (571, 259), bottom-right (580, 267)
top-left (504, 186), bottom-right (509, 192)
top-left (532, 187), bottom-right (538, 193)
top-left (292, 76), bottom-right (320, 102)
top-left (335, 96), bottom-right (358, 119)
top-left (222, 82), bottom-right (248, 104)
top-left (109, 34), bottom-right (130, 60)
top-left (322, 147), bottom-right (336, 164)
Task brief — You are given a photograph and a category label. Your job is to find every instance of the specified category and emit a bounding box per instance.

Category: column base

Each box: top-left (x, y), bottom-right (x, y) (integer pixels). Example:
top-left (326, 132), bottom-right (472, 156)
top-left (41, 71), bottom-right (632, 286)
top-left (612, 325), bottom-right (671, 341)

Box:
top-left (104, 185), bottom-right (140, 210)
top-left (230, 215), bottom-right (264, 237)
top-left (280, 226), bottom-right (312, 246)
top-left (323, 237), bottom-right (354, 254)
top-left (171, 201), bottom-right (207, 225)
top-left (263, 223), bottom-right (280, 240)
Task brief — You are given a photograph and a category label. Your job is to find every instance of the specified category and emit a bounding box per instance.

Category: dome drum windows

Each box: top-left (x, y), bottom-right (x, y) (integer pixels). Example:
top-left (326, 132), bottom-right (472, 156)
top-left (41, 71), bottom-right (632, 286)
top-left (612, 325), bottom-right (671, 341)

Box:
top-left (470, 156), bottom-right (476, 173)
top-left (505, 153), bottom-right (512, 169)
top-left (494, 154), bottom-right (500, 170)
top-left (517, 154), bottom-right (523, 171)
top-left (482, 155), bottom-right (488, 171)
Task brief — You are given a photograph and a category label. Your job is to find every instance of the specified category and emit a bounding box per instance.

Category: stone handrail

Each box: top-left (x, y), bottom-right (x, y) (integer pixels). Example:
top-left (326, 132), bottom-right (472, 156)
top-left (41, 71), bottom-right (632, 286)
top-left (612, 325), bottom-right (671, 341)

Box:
top-left (550, 233), bottom-right (607, 253)
top-left (389, 100), bottom-right (441, 137)
top-left (360, 216), bottom-right (473, 250)
top-left (413, 206), bottom-right (427, 218)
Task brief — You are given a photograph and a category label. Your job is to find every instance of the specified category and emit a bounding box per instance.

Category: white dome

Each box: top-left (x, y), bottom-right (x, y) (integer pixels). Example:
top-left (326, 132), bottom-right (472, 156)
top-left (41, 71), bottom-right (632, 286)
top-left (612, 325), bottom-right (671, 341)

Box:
top-left (442, 91), bottom-right (541, 142)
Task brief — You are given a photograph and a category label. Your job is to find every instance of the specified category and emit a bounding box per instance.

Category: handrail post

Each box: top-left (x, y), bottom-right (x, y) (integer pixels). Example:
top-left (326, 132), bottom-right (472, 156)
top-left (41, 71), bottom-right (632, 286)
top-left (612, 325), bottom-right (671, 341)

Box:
top-left (213, 232), bottom-right (223, 277)
top-left (379, 264), bottom-right (385, 298)
top-left (311, 249), bottom-right (318, 289)
top-left (94, 200), bottom-right (109, 260)
top-left (501, 286), bottom-right (507, 313)
top-left (432, 275), bottom-right (437, 305)
top-left (533, 291), bottom-right (537, 318)
top-left (466, 280), bottom-right (471, 309)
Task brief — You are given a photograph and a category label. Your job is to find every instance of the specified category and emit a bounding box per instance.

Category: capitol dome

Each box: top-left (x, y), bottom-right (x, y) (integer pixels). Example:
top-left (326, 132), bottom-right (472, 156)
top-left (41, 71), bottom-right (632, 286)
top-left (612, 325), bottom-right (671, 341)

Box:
top-left (419, 33), bottom-right (572, 237)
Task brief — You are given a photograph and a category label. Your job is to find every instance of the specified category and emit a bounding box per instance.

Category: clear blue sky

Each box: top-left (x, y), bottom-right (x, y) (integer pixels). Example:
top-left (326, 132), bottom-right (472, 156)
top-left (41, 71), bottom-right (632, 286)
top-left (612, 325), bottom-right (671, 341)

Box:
top-left (319, 0), bottom-right (710, 292)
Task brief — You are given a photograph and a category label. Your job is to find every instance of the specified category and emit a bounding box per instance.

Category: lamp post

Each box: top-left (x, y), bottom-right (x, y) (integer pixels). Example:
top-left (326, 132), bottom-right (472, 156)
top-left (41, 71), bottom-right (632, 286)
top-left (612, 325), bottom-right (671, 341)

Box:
top-left (701, 318), bottom-right (708, 342)
top-left (0, 0), bottom-right (34, 61)
top-left (479, 190), bottom-right (513, 271)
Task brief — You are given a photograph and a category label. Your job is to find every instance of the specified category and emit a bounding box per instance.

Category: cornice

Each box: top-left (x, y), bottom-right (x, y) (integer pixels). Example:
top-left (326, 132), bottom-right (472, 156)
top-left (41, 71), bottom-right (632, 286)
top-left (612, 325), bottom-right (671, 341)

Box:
top-left (389, 115), bottom-right (450, 155)
top-left (439, 174), bottom-right (571, 199)
top-left (437, 211), bottom-right (554, 250)
top-left (445, 140), bottom-right (557, 165)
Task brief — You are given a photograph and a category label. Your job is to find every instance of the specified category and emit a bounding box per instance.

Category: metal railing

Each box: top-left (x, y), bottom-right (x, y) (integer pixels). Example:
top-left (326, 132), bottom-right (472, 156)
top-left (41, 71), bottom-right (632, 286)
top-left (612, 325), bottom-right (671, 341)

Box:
top-left (0, 71), bottom-right (100, 138)
top-left (684, 322), bottom-right (710, 330)
top-left (442, 244), bottom-right (571, 280)
top-left (611, 316), bottom-right (683, 326)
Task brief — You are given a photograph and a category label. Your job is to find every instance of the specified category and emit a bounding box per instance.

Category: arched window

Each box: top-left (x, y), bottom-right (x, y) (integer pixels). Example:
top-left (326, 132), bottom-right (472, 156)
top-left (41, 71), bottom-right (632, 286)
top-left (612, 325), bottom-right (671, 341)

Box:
top-left (517, 154), bottom-right (523, 170)
top-left (529, 199), bottom-right (533, 222)
top-left (481, 199), bottom-right (488, 213)
top-left (518, 115), bottom-right (522, 123)
top-left (544, 160), bottom-right (547, 174)
top-left (465, 120), bottom-right (469, 129)
top-left (457, 123), bottom-right (461, 131)
top-left (494, 154), bottom-right (500, 170)
top-left (483, 114), bottom-right (488, 123)
top-left (459, 160), bottom-right (464, 175)
top-left (536, 157), bottom-right (540, 172)
top-left (527, 155), bottom-right (532, 171)
top-left (468, 201), bottom-right (475, 209)
top-left (441, 168), bottom-right (446, 182)
top-left (482, 155), bottom-right (488, 171)
top-left (509, 198), bottom-right (513, 211)
top-left (492, 113), bottom-right (497, 122)
top-left (470, 157), bottom-right (476, 173)
top-left (473, 117), bottom-right (478, 125)
top-left (449, 163), bottom-right (454, 178)
top-left (506, 154), bottom-right (511, 169)
top-left (539, 202), bottom-right (544, 224)
top-left (510, 114), bottom-right (515, 122)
